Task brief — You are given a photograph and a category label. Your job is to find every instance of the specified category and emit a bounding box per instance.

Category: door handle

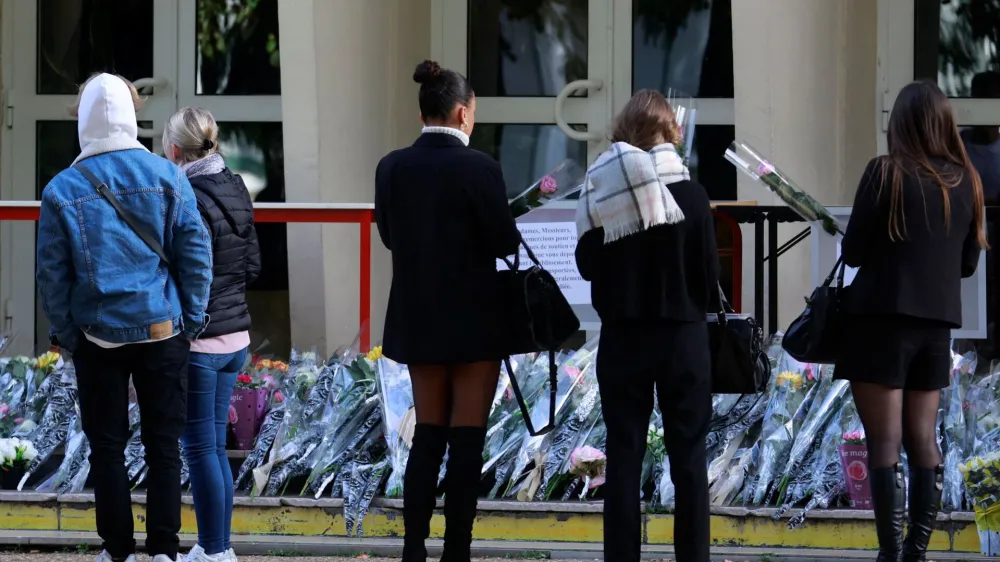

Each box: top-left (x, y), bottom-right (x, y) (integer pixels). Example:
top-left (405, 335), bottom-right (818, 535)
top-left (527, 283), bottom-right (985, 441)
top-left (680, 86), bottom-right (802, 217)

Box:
top-left (555, 79), bottom-right (604, 142)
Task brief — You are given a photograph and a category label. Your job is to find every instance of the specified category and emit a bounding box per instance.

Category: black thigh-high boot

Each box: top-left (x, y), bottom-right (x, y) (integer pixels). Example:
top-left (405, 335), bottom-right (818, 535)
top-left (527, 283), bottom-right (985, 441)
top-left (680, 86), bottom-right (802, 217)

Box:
top-left (440, 426), bottom-right (487, 562)
top-left (402, 424), bottom-right (448, 562)
top-left (902, 465), bottom-right (944, 562)
top-left (871, 463), bottom-right (905, 562)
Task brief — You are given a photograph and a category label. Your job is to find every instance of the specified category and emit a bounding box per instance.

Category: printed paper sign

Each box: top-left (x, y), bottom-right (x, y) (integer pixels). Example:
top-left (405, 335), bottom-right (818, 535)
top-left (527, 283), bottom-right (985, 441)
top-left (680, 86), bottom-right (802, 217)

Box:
top-left (497, 222), bottom-right (591, 305)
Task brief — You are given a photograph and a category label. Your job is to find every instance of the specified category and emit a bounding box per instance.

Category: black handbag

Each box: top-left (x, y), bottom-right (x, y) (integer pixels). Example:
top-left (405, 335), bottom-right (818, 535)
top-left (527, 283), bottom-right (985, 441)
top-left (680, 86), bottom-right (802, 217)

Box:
top-left (499, 237), bottom-right (581, 436)
top-left (708, 285), bottom-right (770, 394)
top-left (782, 258), bottom-right (846, 364)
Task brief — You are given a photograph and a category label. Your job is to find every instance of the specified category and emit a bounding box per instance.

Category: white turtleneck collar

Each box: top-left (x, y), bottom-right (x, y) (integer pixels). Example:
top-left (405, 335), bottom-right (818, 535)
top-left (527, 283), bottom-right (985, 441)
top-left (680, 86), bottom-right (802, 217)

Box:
top-left (422, 126), bottom-right (470, 146)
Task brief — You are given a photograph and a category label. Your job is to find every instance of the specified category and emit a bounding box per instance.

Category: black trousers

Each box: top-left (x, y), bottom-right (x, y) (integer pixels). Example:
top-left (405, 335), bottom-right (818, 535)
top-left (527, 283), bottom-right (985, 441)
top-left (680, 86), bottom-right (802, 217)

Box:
top-left (596, 321), bottom-right (712, 562)
top-left (74, 336), bottom-right (190, 560)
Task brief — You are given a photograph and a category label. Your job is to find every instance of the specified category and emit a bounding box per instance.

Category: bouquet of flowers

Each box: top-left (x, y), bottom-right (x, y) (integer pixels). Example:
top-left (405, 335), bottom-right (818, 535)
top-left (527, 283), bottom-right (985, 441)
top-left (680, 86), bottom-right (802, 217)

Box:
top-left (724, 141), bottom-right (844, 236)
top-left (374, 356), bottom-right (415, 497)
top-left (0, 437), bottom-right (37, 470)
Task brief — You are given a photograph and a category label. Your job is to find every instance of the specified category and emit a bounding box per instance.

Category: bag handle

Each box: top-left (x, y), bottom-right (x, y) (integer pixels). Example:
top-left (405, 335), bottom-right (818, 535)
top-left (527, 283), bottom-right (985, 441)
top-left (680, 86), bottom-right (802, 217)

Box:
top-left (502, 233), bottom-right (543, 272)
top-left (821, 257), bottom-right (845, 289)
top-left (74, 164), bottom-right (172, 266)
top-left (503, 351), bottom-right (557, 437)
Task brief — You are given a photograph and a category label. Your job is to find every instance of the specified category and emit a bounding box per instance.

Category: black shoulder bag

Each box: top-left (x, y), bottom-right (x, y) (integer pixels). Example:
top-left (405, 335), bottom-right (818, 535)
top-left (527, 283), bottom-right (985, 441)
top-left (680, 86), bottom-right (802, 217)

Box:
top-left (708, 285), bottom-right (770, 394)
top-left (73, 164), bottom-right (172, 267)
top-left (498, 236), bottom-right (580, 436)
top-left (782, 258), bottom-right (846, 364)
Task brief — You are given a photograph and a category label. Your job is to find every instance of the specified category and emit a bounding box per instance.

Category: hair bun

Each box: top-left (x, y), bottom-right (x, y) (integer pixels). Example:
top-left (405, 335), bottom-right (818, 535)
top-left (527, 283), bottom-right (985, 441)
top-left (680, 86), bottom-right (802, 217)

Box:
top-left (201, 138), bottom-right (214, 151)
top-left (413, 60), bottom-right (443, 85)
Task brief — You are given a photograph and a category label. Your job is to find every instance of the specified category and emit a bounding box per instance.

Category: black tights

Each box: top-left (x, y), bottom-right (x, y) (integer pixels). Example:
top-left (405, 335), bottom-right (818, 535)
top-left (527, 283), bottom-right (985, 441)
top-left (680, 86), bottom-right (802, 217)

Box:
top-left (410, 362), bottom-right (500, 428)
top-left (851, 381), bottom-right (942, 470)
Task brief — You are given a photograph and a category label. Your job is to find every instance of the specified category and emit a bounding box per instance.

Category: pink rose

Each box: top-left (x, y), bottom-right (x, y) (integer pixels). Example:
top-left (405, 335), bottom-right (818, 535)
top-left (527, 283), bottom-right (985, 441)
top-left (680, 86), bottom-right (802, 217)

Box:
top-left (273, 391), bottom-right (284, 403)
top-left (539, 175), bottom-right (558, 194)
top-left (590, 474), bottom-right (606, 489)
top-left (228, 405), bottom-right (238, 424)
top-left (13, 417), bottom-right (23, 425)
top-left (570, 445), bottom-right (606, 466)
top-left (0, 403), bottom-right (8, 417)
top-left (756, 161), bottom-right (775, 176)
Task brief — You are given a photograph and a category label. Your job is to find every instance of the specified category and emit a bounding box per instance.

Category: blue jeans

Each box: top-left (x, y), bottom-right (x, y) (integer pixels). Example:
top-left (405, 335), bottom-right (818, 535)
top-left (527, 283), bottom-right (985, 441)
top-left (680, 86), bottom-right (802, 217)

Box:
top-left (181, 347), bottom-right (247, 554)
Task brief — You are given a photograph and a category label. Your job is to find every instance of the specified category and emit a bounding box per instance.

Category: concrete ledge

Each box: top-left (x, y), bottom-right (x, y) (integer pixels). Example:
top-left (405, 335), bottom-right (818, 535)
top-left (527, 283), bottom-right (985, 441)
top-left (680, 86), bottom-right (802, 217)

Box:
top-left (0, 531), bottom-right (998, 561)
top-left (0, 491), bottom-right (984, 553)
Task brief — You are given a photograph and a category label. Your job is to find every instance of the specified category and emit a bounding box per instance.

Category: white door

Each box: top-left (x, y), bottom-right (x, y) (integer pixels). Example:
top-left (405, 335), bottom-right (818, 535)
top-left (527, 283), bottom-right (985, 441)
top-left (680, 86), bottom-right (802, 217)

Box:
top-left (433, 0), bottom-right (739, 323)
top-left (0, 0), bottom-right (285, 355)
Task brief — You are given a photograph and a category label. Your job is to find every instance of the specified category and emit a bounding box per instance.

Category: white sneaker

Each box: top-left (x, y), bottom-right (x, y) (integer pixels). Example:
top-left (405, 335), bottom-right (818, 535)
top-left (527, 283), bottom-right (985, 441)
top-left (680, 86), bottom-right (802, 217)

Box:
top-left (224, 548), bottom-right (237, 561)
top-left (95, 552), bottom-right (137, 562)
top-left (151, 556), bottom-right (180, 562)
top-left (181, 544), bottom-right (228, 561)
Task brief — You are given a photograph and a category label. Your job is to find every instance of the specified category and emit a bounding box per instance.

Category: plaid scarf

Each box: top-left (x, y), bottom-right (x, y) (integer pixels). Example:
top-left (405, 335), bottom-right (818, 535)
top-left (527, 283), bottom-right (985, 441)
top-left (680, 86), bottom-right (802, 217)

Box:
top-left (575, 142), bottom-right (688, 243)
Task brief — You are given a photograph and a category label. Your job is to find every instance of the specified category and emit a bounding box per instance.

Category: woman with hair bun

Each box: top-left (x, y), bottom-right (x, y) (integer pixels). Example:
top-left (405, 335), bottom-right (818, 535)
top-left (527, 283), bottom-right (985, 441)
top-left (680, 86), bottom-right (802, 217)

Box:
top-left (375, 60), bottom-right (520, 562)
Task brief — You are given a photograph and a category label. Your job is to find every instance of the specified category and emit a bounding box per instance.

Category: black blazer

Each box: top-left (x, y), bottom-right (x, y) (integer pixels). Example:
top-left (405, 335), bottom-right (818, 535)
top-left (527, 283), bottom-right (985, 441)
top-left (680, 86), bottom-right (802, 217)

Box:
top-left (574, 179), bottom-right (720, 326)
top-left (841, 156), bottom-right (982, 327)
top-left (375, 132), bottom-right (521, 364)
top-left (190, 169), bottom-right (261, 338)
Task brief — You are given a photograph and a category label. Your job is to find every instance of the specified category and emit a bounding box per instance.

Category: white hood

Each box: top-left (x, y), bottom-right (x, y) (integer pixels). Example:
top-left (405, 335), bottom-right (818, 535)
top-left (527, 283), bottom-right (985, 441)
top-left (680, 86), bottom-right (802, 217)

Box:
top-left (73, 73), bottom-right (149, 165)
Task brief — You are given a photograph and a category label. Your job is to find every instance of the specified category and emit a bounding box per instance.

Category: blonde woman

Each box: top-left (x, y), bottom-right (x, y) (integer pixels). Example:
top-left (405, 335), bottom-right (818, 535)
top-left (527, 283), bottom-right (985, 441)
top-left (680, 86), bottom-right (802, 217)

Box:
top-left (162, 108), bottom-right (260, 562)
top-left (37, 74), bottom-right (213, 562)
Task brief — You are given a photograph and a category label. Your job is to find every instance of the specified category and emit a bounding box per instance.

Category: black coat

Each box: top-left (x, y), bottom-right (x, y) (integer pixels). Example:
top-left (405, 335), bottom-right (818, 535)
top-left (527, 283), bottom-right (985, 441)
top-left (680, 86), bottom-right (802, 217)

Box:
top-left (189, 169), bottom-right (261, 338)
top-left (575, 179), bottom-right (721, 326)
top-left (841, 156), bottom-right (982, 327)
top-left (375, 133), bottom-right (521, 364)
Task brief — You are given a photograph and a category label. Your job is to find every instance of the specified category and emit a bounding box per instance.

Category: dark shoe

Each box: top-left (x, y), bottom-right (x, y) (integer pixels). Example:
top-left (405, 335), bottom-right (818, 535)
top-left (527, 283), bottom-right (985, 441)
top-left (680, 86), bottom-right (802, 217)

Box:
top-left (902, 464), bottom-right (944, 562)
top-left (440, 427), bottom-right (487, 562)
top-left (871, 463), bottom-right (905, 562)
top-left (402, 424), bottom-right (448, 562)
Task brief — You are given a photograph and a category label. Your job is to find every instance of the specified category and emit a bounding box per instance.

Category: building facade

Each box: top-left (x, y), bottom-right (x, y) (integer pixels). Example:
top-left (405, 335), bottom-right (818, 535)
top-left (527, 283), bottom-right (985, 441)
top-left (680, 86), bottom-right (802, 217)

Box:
top-left (0, 0), bottom-right (988, 356)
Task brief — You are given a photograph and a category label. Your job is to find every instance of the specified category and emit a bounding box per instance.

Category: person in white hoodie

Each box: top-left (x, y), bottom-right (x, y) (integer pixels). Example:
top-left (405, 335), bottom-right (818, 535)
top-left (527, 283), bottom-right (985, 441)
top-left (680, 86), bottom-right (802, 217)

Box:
top-left (36, 73), bottom-right (213, 562)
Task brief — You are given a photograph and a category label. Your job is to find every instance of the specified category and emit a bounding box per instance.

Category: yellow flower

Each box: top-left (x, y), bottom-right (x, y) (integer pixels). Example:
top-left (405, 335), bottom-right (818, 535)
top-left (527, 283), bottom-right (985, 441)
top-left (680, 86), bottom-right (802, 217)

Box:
top-left (366, 346), bottom-right (383, 362)
top-left (33, 351), bottom-right (60, 370)
top-left (272, 361), bottom-right (289, 372)
top-left (257, 359), bottom-right (273, 370)
top-left (776, 371), bottom-right (804, 390)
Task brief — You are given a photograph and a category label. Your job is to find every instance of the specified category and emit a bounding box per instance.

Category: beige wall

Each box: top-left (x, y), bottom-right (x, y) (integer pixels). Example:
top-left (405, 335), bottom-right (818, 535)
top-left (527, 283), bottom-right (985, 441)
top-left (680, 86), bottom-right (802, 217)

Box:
top-left (279, 0), bottom-right (430, 354)
top-left (732, 0), bottom-right (878, 330)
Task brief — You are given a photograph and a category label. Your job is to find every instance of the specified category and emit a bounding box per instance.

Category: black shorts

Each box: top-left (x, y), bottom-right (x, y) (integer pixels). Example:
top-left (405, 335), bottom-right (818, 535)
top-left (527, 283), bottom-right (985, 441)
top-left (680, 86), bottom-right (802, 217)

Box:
top-left (834, 314), bottom-right (952, 391)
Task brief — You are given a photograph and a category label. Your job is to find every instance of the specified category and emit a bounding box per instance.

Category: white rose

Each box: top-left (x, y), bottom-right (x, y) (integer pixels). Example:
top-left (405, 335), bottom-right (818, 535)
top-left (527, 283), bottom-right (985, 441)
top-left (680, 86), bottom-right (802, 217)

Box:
top-left (0, 440), bottom-right (16, 463)
top-left (21, 442), bottom-right (37, 462)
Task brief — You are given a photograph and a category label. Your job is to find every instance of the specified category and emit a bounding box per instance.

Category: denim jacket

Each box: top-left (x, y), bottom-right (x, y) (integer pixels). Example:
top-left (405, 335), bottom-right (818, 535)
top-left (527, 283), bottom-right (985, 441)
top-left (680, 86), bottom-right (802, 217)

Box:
top-left (37, 148), bottom-right (214, 351)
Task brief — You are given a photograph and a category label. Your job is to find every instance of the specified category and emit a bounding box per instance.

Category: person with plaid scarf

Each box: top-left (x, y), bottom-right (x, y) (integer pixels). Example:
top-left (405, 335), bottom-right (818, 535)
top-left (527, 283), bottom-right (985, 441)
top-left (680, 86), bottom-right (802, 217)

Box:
top-left (575, 90), bottom-right (719, 562)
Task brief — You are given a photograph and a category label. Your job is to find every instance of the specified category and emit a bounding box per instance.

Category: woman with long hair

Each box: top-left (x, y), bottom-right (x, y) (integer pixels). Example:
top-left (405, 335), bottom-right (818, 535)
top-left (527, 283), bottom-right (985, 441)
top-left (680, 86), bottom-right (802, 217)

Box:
top-left (375, 60), bottom-right (521, 562)
top-left (575, 90), bottom-right (719, 562)
top-left (838, 80), bottom-right (987, 562)
top-left (163, 107), bottom-right (260, 562)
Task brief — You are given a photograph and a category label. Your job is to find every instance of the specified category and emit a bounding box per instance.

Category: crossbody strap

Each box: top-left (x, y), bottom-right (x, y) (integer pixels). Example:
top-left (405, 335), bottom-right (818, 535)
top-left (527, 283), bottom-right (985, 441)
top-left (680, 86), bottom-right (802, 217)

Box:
top-left (73, 163), bottom-right (172, 266)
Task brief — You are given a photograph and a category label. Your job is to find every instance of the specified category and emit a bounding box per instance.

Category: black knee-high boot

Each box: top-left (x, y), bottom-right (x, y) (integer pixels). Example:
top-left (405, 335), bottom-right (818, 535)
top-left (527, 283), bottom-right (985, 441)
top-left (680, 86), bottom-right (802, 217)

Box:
top-left (402, 424), bottom-right (448, 562)
top-left (902, 465), bottom-right (943, 562)
top-left (871, 463), bottom-right (905, 562)
top-left (441, 427), bottom-right (487, 562)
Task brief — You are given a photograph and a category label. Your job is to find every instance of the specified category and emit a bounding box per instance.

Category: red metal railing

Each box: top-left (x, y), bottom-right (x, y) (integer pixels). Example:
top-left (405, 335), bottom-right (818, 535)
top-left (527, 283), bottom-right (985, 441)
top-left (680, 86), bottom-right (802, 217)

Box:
top-left (0, 201), bottom-right (747, 349)
top-left (0, 201), bottom-right (377, 351)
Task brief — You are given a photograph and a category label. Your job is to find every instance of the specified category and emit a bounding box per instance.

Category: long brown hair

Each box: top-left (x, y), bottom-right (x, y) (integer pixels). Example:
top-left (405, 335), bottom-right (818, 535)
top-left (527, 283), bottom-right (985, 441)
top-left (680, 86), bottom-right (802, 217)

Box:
top-left (883, 80), bottom-right (987, 248)
top-left (611, 89), bottom-right (681, 151)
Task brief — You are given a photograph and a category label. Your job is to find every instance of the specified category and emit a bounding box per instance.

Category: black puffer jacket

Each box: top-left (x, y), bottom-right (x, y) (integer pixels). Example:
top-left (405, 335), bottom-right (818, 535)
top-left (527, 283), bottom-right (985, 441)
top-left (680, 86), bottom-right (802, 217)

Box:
top-left (189, 169), bottom-right (261, 338)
